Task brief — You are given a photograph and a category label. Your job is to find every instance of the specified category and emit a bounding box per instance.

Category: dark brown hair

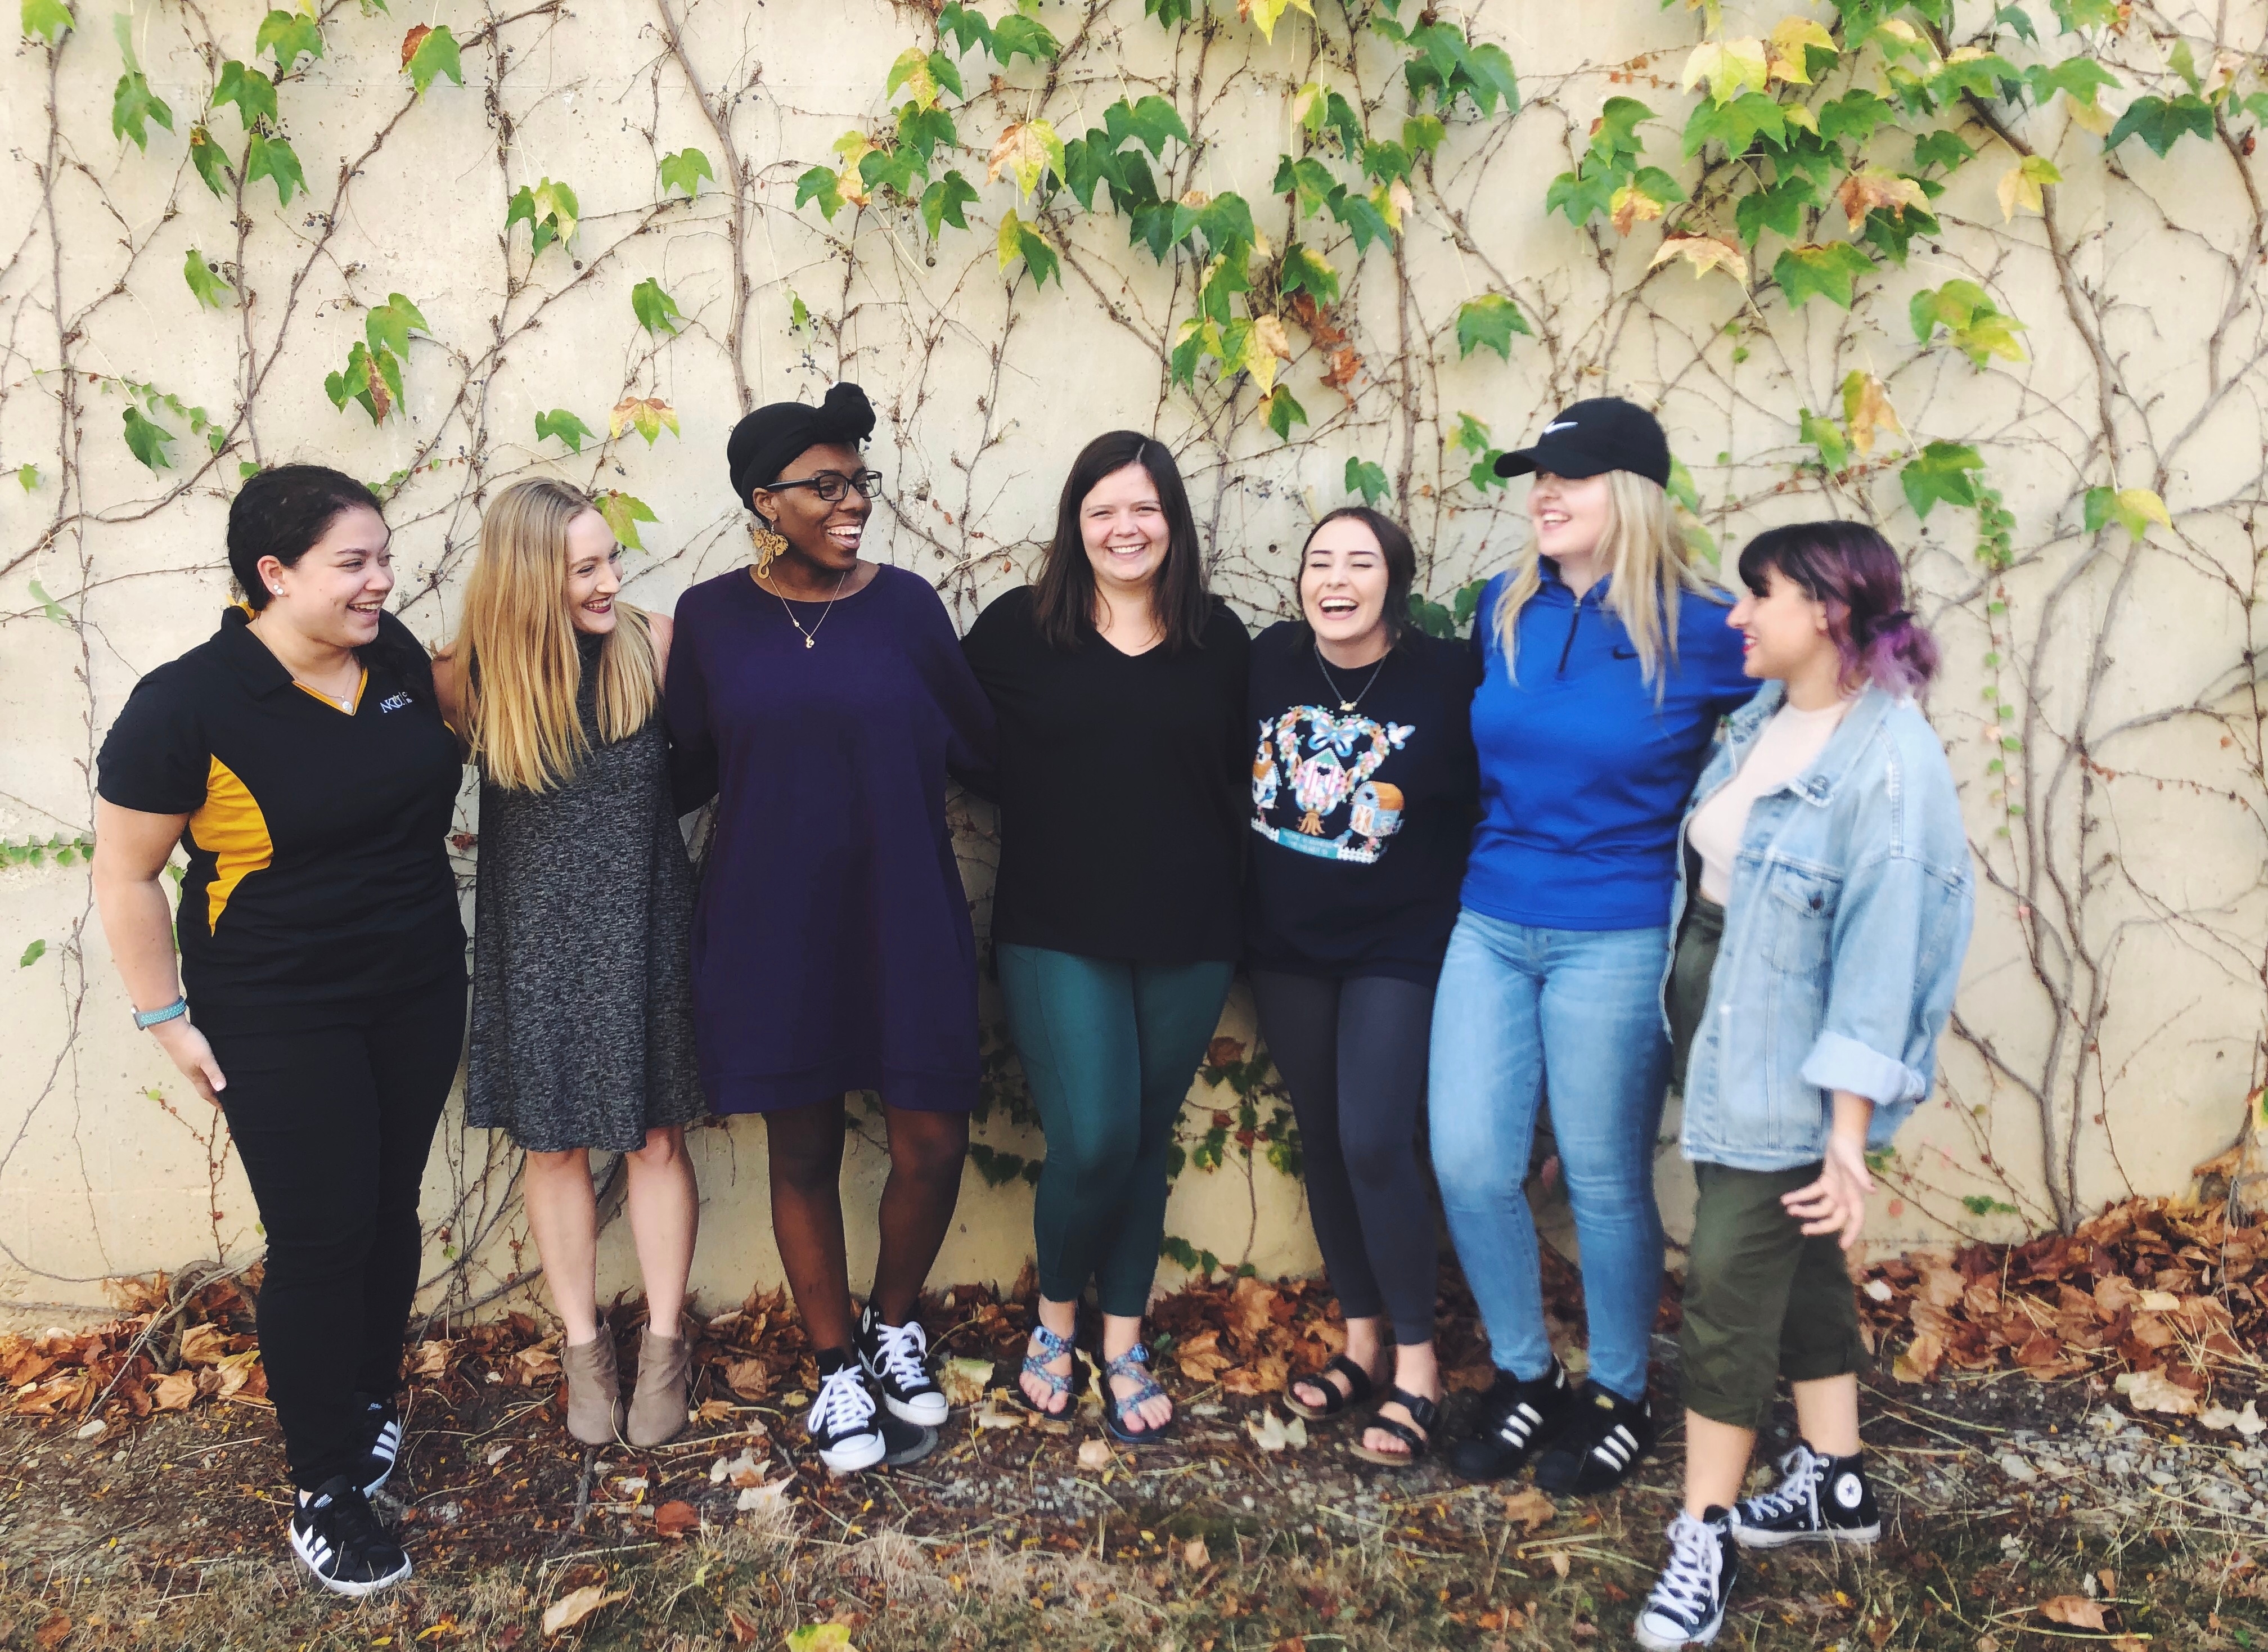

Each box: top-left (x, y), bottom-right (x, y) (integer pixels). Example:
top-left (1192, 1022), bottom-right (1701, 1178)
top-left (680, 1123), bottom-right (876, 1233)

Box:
top-left (227, 463), bottom-right (383, 611)
top-left (1293, 506), bottom-right (1418, 650)
top-left (1030, 430), bottom-right (1212, 653)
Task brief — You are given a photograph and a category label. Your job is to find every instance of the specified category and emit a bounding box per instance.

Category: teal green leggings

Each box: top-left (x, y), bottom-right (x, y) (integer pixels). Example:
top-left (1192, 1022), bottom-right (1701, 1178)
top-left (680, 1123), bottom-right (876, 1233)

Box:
top-left (996, 944), bottom-right (1236, 1317)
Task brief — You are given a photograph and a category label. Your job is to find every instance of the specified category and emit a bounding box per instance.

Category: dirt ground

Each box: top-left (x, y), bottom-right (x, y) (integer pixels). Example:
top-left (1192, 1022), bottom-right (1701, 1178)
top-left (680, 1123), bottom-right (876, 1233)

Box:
top-left (0, 1262), bottom-right (2264, 1652)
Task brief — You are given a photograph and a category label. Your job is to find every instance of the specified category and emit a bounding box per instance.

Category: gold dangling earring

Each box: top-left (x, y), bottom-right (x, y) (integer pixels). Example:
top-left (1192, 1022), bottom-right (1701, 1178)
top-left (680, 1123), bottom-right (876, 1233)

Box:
top-left (749, 519), bottom-right (788, 579)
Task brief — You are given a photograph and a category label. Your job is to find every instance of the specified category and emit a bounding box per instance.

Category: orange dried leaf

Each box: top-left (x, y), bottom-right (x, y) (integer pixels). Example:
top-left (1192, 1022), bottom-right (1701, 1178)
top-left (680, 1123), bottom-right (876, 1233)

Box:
top-left (2039, 1597), bottom-right (2108, 1631)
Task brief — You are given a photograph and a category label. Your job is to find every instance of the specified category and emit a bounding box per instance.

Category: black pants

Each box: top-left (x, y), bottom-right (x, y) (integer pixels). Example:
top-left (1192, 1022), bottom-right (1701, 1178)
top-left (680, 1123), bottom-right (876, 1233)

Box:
top-left (202, 975), bottom-right (466, 1491)
top-left (1249, 970), bottom-right (1438, 1346)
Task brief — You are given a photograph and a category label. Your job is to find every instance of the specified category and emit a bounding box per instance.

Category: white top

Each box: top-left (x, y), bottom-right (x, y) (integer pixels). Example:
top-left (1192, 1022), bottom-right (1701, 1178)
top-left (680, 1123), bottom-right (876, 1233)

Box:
top-left (1688, 697), bottom-right (1852, 905)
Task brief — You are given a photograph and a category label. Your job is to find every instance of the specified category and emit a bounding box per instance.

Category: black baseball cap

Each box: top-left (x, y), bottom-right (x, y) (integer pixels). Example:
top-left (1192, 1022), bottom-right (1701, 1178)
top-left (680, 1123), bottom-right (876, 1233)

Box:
top-left (1493, 397), bottom-right (1671, 488)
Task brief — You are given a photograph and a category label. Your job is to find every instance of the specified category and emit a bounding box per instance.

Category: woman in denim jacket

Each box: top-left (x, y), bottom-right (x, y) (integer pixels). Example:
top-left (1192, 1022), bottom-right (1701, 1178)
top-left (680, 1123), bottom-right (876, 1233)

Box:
top-left (1635, 521), bottom-right (1973, 1651)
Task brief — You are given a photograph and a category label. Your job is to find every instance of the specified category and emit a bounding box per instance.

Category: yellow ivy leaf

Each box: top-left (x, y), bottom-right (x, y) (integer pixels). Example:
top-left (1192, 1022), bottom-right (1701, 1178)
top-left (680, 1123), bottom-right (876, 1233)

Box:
top-left (832, 129), bottom-right (876, 167)
top-left (987, 119), bottom-right (1066, 197)
top-left (1871, 18), bottom-right (1935, 60)
top-left (1682, 38), bottom-right (1771, 106)
top-left (1839, 370), bottom-right (1902, 458)
top-left (885, 46), bottom-right (938, 111)
top-left (1609, 182), bottom-right (1666, 235)
top-left (1944, 44), bottom-right (1996, 64)
top-left (1370, 178), bottom-right (1412, 234)
top-left (1767, 17), bottom-right (1837, 84)
top-left (2114, 487), bottom-right (2171, 532)
top-left (1252, 313), bottom-right (1292, 363)
top-left (1996, 154), bottom-right (2061, 220)
top-left (997, 207), bottom-right (1024, 272)
top-left (1239, 0), bottom-right (1315, 40)
top-left (2063, 90), bottom-right (2113, 136)
top-left (1648, 233), bottom-right (1749, 284)
top-left (1835, 166), bottom-right (1928, 232)
top-left (1783, 102), bottom-right (1819, 134)
top-left (609, 396), bottom-right (680, 446)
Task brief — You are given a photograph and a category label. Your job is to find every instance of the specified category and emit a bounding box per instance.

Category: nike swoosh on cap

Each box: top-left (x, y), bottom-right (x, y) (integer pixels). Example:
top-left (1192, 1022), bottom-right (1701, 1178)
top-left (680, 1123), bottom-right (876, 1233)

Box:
top-left (1543, 420), bottom-right (1578, 433)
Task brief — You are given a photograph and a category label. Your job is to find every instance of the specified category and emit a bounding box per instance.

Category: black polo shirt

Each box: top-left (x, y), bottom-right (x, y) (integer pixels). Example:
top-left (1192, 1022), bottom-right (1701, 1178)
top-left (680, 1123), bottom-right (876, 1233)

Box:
top-left (96, 606), bottom-right (465, 1019)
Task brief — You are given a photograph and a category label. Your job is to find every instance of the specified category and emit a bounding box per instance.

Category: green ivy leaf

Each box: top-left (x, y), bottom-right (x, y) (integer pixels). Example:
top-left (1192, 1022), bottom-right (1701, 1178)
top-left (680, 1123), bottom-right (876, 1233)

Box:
top-left (1771, 241), bottom-right (1874, 309)
top-left (2026, 57), bottom-right (2120, 109)
top-left (21, 0), bottom-right (72, 45)
top-left (631, 277), bottom-right (683, 336)
top-left (1259, 384), bottom-right (1307, 439)
top-left (897, 104), bottom-right (956, 168)
top-left (1277, 243), bottom-right (1339, 305)
top-left (534, 408), bottom-right (594, 453)
top-left (18, 940), bottom-right (46, 969)
top-left (28, 578), bottom-right (66, 621)
top-left (188, 126), bottom-right (231, 196)
top-left (598, 489), bottom-right (658, 550)
top-left (1798, 406), bottom-right (1850, 472)
top-left (244, 131), bottom-right (304, 204)
top-left (795, 164), bottom-right (846, 220)
top-left (212, 60), bottom-right (278, 130)
top-left (1911, 129), bottom-right (1975, 173)
top-left (16, 462), bottom-right (37, 491)
top-left (1450, 411), bottom-right (1492, 455)
top-left (659, 147), bottom-right (713, 199)
top-left (1403, 112), bottom-right (1446, 156)
top-left (1330, 189), bottom-right (1393, 253)
top-left (2104, 93), bottom-right (2215, 157)
top-left (789, 292), bottom-right (810, 330)
top-left (1545, 163), bottom-right (1619, 227)
top-left (364, 292), bottom-right (429, 357)
top-left (1105, 93), bottom-right (1188, 159)
top-left (2081, 484), bottom-right (2170, 539)
top-left (1815, 88), bottom-right (1896, 151)
top-left (1900, 440), bottom-right (1985, 518)
top-left (1408, 592), bottom-right (1454, 638)
top-left (937, 1), bottom-right (990, 56)
top-left (404, 23), bottom-right (462, 97)
top-left (1682, 91), bottom-right (1786, 158)
top-left (1734, 174), bottom-right (1816, 246)
top-left (112, 71), bottom-right (174, 151)
top-left (122, 404), bottom-right (175, 471)
top-left (988, 13), bottom-right (1059, 66)
top-left (919, 170), bottom-right (979, 238)
top-left (884, 44), bottom-right (939, 110)
top-left (183, 248), bottom-right (233, 309)
top-left (1344, 457), bottom-right (1389, 505)
top-left (1455, 292), bottom-right (1530, 360)
top-left (1995, 4), bottom-right (2038, 43)
top-left (2048, 0), bottom-right (2123, 30)
top-left (255, 7), bottom-right (322, 73)
top-left (995, 208), bottom-right (1059, 287)
top-left (858, 143), bottom-right (924, 200)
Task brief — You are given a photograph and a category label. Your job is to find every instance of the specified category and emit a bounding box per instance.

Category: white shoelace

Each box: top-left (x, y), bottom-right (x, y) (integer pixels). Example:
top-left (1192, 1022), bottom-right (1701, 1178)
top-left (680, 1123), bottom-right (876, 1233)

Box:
top-left (870, 1318), bottom-right (931, 1392)
top-left (1742, 1444), bottom-right (1824, 1523)
top-left (806, 1366), bottom-right (877, 1441)
top-left (1644, 1511), bottom-right (1725, 1625)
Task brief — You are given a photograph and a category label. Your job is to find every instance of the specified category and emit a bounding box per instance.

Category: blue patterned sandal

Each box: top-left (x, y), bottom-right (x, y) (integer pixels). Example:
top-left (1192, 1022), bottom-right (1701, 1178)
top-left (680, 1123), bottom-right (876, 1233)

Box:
top-left (1101, 1343), bottom-right (1177, 1447)
top-left (1015, 1318), bottom-right (1081, 1419)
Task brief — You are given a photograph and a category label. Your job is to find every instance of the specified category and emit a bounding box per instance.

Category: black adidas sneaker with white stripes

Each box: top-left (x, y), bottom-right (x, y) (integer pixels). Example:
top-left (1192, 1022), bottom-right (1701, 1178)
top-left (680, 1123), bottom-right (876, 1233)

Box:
top-left (1448, 1358), bottom-right (1577, 1482)
top-left (1730, 1442), bottom-right (1882, 1547)
top-left (354, 1396), bottom-right (403, 1498)
top-left (289, 1475), bottom-right (411, 1597)
top-left (1532, 1381), bottom-right (1654, 1495)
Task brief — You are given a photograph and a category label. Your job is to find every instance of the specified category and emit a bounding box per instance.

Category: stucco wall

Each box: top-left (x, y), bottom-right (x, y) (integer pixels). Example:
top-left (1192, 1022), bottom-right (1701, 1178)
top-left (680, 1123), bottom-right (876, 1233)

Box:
top-left (3, 0), bottom-right (2263, 1320)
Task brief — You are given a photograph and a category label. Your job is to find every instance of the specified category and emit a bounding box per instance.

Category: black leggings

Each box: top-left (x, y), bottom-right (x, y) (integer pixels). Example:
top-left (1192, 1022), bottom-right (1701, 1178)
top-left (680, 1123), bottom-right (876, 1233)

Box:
top-left (202, 975), bottom-right (466, 1491)
top-left (1249, 971), bottom-right (1438, 1347)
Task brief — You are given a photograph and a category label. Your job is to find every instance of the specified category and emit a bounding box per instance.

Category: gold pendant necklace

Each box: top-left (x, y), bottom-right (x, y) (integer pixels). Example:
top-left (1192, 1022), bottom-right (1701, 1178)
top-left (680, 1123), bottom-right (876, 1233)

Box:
top-left (762, 568), bottom-right (852, 649)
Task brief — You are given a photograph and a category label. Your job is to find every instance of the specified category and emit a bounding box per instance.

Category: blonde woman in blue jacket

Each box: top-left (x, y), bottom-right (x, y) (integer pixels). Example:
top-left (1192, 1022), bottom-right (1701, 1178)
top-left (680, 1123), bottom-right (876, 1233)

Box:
top-left (1634, 520), bottom-right (1973, 1649)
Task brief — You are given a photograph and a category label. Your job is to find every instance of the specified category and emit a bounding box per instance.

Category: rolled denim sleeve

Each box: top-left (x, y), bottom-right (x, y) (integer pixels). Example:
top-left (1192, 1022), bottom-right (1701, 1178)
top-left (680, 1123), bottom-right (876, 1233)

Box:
top-left (1799, 849), bottom-right (1934, 1114)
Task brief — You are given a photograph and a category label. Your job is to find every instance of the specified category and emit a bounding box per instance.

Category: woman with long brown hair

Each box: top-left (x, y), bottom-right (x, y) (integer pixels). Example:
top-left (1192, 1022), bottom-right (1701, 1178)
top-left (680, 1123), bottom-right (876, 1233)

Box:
top-left (434, 478), bottom-right (704, 1450)
top-left (962, 430), bottom-right (1250, 1446)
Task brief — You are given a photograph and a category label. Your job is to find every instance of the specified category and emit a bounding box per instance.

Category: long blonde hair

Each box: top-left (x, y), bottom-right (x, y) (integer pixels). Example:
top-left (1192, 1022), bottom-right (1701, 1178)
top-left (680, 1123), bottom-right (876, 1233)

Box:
top-left (1490, 469), bottom-right (1717, 692)
top-left (456, 478), bottom-right (661, 792)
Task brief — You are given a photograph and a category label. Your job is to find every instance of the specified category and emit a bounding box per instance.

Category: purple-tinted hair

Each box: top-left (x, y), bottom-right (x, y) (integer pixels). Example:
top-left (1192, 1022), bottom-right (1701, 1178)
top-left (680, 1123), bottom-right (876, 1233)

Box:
top-left (1735, 520), bottom-right (1939, 698)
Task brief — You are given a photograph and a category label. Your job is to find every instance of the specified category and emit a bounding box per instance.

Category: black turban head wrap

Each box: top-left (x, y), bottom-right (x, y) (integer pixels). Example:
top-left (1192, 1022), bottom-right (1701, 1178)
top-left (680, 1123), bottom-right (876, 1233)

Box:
top-left (726, 381), bottom-right (877, 514)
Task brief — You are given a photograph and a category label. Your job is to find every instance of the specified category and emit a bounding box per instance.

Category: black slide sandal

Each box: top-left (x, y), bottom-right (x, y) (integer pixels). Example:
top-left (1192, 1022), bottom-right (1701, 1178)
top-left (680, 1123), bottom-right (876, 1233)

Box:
top-left (1285, 1353), bottom-right (1379, 1423)
top-left (1349, 1386), bottom-right (1439, 1469)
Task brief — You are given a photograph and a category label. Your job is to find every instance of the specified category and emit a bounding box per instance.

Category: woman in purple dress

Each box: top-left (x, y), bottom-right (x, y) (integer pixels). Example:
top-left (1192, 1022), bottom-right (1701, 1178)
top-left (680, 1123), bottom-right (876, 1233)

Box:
top-left (667, 382), bottom-right (996, 1477)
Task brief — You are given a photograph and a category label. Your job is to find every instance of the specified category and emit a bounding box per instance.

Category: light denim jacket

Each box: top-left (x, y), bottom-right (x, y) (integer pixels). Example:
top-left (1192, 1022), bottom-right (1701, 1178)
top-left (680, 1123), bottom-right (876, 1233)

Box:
top-left (1666, 681), bottom-right (1974, 1172)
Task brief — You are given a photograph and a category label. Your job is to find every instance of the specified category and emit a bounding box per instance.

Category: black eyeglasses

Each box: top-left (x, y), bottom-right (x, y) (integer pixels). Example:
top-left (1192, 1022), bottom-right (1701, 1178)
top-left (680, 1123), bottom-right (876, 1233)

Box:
top-left (767, 469), bottom-right (883, 503)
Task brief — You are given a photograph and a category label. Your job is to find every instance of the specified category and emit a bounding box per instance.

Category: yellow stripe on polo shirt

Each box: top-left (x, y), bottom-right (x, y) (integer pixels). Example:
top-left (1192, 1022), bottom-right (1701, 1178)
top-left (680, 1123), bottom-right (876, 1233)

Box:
top-left (292, 668), bottom-right (367, 715)
top-left (189, 757), bottom-right (272, 934)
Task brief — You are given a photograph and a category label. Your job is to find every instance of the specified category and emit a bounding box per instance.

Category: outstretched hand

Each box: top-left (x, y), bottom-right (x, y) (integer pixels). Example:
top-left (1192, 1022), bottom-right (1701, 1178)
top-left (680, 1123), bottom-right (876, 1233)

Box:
top-left (1781, 1131), bottom-right (1874, 1250)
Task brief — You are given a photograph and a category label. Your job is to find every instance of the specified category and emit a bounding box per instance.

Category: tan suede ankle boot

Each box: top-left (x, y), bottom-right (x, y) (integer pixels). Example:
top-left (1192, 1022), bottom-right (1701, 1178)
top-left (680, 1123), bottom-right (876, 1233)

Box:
top-left (626, 1327), bottom-right (693, 1448)
top-left (560, 1322), bottom-right (623, 1446)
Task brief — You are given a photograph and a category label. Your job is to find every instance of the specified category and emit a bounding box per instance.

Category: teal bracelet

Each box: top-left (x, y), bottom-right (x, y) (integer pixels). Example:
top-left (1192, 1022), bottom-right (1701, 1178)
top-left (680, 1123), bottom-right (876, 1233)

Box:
top-left (133, 996), bottom-right (188, 1030)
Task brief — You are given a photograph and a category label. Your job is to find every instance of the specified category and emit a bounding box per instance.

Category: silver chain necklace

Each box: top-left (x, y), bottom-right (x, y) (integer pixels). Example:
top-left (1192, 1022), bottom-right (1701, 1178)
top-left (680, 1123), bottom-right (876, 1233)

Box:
top-left (760, 568), bottom-right (852, 649)
top-left (1313, 643), bottom-right (1388, 714)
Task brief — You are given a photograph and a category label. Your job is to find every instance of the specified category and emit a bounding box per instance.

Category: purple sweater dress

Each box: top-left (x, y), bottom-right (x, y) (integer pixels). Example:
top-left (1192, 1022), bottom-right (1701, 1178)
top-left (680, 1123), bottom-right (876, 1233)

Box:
top-left (666, 564), bottom-right (997, 1114)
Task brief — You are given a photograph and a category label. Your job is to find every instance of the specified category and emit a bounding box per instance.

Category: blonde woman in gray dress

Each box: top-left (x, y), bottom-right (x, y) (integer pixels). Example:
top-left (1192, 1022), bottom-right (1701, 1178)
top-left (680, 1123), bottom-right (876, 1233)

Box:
top-left (434, 478), bottom-right (705, 1447)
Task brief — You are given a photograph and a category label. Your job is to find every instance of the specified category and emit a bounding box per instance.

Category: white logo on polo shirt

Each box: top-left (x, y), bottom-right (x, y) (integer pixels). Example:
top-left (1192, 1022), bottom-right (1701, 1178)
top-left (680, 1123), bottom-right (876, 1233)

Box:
top-left (379, 692), bottom-right (413, 713)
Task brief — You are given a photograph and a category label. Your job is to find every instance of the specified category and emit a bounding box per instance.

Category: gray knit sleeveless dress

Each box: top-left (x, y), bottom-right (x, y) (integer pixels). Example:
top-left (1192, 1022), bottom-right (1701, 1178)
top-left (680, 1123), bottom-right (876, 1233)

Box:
top-left (465, 629), bottom-right (705, 1151)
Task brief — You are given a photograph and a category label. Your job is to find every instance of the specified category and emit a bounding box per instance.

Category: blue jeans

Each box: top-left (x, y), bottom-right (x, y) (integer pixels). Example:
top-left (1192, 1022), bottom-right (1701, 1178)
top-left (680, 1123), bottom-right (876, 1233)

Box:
top-left (1427, 908), bottom-right (1671, 1403)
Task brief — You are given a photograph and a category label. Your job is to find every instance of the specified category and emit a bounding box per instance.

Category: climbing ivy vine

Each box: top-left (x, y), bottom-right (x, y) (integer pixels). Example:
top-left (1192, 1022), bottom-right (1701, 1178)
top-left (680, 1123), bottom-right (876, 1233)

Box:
top-left (4, 0), bottom-right (2267, 1308)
